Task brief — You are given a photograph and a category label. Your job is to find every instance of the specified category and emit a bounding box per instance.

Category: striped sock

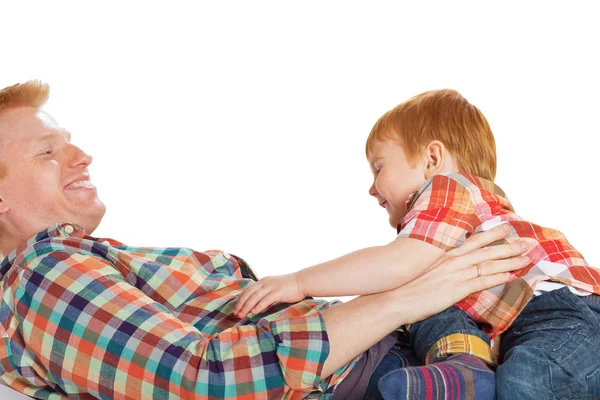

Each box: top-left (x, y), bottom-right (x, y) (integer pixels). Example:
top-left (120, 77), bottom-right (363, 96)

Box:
top-left (378, 354), bottom-right (495, 400)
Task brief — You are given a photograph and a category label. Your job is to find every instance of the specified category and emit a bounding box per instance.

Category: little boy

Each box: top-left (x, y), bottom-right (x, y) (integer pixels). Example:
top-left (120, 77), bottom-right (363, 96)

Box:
top-left (235, 89), bottom-right (600, 400)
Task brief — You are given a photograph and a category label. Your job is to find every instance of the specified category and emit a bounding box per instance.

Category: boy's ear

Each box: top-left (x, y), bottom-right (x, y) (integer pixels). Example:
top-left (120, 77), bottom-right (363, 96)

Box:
top-left (423, 140), bottom-right (445, 179)
top-left (0, 194), bottom-right (9, 214)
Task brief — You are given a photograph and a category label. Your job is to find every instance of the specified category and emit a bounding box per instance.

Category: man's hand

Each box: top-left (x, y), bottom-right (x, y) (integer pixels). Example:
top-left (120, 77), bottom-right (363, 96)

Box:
top-left (234, 273), bottom-right (306, 318)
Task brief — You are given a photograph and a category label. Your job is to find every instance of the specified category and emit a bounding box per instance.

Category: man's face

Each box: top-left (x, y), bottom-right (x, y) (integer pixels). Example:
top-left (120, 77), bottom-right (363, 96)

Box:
top-left (367, 139), bottom-right (427, 230)
top-left (0, 107), bottom-right (105, 240)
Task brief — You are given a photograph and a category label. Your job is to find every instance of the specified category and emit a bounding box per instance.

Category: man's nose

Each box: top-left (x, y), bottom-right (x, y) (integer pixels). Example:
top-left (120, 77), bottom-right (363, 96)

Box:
top-left (66, 144), bottom-right (93, 168)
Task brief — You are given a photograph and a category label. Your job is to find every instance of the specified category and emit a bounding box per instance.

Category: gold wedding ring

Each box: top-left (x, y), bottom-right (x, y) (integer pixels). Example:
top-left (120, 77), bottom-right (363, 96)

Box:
top-left (476, 263), bottom-right (481, 277)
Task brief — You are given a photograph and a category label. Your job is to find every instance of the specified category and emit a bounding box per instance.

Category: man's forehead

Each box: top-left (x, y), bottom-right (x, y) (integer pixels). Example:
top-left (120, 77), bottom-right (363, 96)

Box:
top-left (36, 110), bottom-right (60, 130)
top-left (36, 110), bottom-right (71, 141)
top-left (0, 107), bottom-right (71, 142)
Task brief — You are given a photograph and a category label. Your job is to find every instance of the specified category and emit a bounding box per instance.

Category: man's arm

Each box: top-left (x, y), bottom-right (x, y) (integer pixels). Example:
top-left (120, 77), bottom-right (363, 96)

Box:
top-left (320, 224), bottom-right (528, 377)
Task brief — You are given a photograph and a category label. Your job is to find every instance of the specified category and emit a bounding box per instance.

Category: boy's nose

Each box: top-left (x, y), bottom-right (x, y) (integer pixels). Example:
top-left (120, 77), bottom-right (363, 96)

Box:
top-left (368, 182), bottom-right (378, 197)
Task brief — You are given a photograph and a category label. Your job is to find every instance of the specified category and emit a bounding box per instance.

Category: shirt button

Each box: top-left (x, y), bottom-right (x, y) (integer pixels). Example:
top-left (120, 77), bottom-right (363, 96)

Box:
top-left (102, 240), bottom-right (111, 246)
top-left (64, 225), bottom-right (74, 234)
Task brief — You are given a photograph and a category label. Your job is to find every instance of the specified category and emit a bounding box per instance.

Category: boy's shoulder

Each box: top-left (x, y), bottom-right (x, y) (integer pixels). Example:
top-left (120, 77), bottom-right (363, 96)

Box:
top-left (426, 172), bottom-right (494, 191)
top-left (406, 172), bottom-right (512, 213)
top-left (407, 172), bottom-right (478, 206)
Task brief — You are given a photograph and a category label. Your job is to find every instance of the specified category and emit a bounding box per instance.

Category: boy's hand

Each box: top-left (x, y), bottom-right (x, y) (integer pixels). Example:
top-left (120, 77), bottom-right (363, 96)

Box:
top-left (234, 273), bottom-right (305, 318)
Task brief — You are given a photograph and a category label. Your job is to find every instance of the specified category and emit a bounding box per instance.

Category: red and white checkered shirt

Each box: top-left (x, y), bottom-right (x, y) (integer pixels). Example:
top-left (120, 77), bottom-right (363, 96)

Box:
top-left (397, 172), bottom-right (600, 339)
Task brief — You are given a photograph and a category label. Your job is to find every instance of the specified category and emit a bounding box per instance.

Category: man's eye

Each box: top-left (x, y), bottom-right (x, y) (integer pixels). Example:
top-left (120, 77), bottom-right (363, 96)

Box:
top-left (39, 148), bottom-right (54, 156)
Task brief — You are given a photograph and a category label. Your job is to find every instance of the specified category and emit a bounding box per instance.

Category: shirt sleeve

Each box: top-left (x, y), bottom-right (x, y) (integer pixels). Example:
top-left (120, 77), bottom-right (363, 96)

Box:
top-left (8, 250), bottom-right (332, 399)
top-left (397, 174), bottom-right (481, 251)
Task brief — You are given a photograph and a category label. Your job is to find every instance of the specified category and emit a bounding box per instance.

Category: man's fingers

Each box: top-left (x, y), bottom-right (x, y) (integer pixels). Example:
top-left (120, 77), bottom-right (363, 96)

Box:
top-left (479, 255), bottom-right (531, 276)
top-left (471, 239), bottom-right (530, 266)
top-left (449, 224), bottom-right (511, 257)
top-left (466, 272), bottom-right (512, 294)
top-left (454, 239), bottom-right (531, 275)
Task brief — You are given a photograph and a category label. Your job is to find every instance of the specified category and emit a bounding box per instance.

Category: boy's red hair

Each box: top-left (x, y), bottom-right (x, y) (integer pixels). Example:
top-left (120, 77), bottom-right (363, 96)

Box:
top-left (366, 89), bottom-right (497, 181)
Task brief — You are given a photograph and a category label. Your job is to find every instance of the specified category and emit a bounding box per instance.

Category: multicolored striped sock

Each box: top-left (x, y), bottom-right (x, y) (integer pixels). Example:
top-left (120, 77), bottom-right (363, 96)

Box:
top-left (377, 354), bottom-right (496, 400)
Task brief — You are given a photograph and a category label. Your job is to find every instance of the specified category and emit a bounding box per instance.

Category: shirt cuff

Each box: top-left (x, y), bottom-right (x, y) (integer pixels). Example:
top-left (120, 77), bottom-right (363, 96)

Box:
top-left (270, 313), bottom-right (330, 391)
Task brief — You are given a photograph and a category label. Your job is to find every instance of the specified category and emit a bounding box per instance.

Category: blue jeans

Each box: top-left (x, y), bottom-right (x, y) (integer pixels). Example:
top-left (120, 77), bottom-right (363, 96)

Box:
top-left (409, 305), bottom-right (490, 363)
top-left (497, 287), bottom-right (600, 400)
top-left (364, 344), bottom-right (421, 400)
top-left (364, 306), bottom-right (492, 399)
top-left (365, 288), bottom-right (600, 399)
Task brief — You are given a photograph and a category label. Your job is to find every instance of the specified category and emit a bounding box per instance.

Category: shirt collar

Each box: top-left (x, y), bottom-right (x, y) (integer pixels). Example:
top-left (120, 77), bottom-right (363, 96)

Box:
top-left (1, 223), bottom-right (86, 278)
top-left (398, 173), bottom-right (515, 234)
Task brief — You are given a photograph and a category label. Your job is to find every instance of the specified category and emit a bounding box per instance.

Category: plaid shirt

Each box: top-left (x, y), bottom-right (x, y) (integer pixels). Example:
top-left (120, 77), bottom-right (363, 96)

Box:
top-left (398, 172), bottom-right (600, 339)
top-left (0, 223), bottom-right (358, 399)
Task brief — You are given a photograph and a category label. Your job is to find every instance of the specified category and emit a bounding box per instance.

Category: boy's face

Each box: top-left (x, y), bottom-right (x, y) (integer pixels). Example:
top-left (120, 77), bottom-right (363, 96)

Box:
top-left (367, 139), bottom-right (427, 230)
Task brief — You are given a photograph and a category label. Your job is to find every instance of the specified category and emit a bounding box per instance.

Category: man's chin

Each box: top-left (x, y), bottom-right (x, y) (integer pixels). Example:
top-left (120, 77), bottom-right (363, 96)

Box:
top-left (89, 209), bottom-right (106, 234)
top-left (78, 203), bottom-right (106, 234)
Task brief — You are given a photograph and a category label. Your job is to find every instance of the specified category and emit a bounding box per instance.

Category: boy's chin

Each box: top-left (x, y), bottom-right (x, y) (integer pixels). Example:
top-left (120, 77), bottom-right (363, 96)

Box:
top-left (388, 213), bottom-right (405, 232)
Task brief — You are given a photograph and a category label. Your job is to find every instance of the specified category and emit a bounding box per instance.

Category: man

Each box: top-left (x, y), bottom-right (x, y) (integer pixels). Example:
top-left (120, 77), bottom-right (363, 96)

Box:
top-left (0, 81), bottom-right (524, 399)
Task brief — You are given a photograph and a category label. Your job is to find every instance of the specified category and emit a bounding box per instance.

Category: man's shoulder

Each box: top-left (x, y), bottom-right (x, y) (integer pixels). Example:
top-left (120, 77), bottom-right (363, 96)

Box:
top-left (10, 237), bottom-right (92, 270)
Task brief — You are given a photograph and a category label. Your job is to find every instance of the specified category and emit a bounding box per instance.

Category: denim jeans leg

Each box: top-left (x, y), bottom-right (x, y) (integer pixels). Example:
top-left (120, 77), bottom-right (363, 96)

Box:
top-left (410, 305), bottom-right (490, 363)
top-left (364, 345), bottom-right (421, 400)
top-left (497, 288), bottom-right (600, 400)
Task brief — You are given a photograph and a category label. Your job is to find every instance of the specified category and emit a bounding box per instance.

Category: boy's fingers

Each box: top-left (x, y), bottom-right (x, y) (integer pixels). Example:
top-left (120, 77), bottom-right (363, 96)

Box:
top-left (239, 293), bottom-right (262, 317)
top-left (235, 284), bottom-right (259, 313)
top-left (239, 288), bottom-right (272, 317)
top-left (236, 291), bottom-right (259, 317)
top-left (252, 294), bottom-right (277, 315)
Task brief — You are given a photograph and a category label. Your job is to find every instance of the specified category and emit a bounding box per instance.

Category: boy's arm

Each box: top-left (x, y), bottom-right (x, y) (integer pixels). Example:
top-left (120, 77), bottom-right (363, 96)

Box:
top-left (235, 174), bottom-right (480, 318)
top-left (234, 239), bottom-right (444, 318)
top-left (298, 174), bottom-right (483, 297)
top-left (297, 238), bottom-right (445, 297)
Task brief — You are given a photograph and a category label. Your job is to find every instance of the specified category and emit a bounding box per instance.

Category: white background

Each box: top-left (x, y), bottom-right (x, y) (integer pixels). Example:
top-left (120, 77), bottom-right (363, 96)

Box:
top-left (2, 2), bottom-right (598, 303)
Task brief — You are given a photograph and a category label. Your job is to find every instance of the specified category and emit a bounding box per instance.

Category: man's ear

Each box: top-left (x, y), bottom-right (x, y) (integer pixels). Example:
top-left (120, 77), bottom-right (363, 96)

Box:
top-left (423, 140), bottom-right (446, 179)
